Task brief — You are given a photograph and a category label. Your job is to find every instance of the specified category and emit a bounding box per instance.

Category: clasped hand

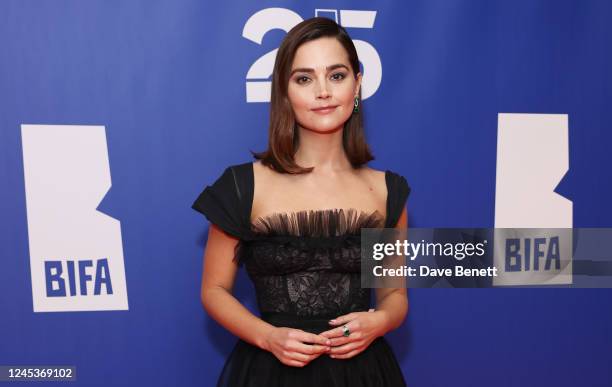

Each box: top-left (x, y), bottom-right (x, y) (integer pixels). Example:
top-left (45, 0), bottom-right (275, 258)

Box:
top-left (320, 309), bottom-right (387, 359)
top-left (264, 309), bottom-right (387, 367)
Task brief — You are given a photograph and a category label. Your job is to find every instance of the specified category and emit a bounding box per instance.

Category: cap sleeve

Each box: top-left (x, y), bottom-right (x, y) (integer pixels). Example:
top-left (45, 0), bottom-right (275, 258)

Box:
top-left (192, 166), bottom-right (244, 239)
top-left (385, 171), bottom-right (411, 228)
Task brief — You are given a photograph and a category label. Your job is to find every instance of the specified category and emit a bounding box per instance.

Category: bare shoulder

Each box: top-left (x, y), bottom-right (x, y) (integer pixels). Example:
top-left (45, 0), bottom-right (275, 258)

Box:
top-left (358, 166), bottom-right (386, 183)
top-left (357, 166), bottom-right (387, 196)
top-left (252, 160), bottom-right (275, 182)
top-left (251, 160), bottom-right (280, 214)
top-left (252, 160), bottom-right (262, 171)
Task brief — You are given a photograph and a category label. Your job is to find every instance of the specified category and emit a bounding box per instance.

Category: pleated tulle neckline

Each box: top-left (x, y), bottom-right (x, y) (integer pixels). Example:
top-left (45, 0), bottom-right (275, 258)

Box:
top-left (250, 208), bottom-right (385, 238)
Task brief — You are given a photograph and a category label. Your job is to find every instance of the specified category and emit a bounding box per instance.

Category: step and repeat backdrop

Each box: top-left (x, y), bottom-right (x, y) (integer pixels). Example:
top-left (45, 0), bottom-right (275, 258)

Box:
top-left (1, 1), bottom-right (611, 386)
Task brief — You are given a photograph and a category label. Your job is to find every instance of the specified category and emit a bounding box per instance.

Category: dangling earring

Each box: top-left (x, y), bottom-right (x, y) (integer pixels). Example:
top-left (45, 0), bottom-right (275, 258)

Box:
top-left (353, 96), bottom-right (360, 114)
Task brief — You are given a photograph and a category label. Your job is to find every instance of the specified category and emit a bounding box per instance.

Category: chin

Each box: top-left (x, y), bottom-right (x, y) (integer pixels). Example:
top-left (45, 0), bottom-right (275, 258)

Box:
top-left (308, 119), bottom-right (346, 131)
top-left (307, 125), bottom-right (344, 133)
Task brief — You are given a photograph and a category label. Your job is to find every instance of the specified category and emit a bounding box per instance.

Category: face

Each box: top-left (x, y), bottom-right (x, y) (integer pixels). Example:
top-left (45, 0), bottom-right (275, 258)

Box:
top-left (287, 37), bottom-right (362, 134)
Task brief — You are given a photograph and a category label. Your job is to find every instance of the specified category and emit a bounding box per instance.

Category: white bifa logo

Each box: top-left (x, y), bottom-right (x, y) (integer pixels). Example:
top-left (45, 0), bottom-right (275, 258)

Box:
top-left (494, 114), bottom-right (573, 286)
top-left (21, 124), bottom-right (129, 312)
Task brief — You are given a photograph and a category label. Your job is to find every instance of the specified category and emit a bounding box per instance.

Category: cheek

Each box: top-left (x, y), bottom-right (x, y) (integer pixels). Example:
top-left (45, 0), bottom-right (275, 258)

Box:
top-left (287, 87), bottom-right (309, 111)
top-left (287, 92), bottom-right (315, 127)
top-left (336, 86), bottom-right (356, 107)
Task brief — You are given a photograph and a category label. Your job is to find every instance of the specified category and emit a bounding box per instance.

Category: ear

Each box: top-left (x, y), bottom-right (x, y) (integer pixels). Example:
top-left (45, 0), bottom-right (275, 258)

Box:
top-left (354, 72), bottom-right (362, 97)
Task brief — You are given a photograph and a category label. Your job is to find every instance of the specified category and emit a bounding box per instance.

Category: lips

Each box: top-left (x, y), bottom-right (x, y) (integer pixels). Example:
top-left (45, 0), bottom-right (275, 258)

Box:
top-left (312, 105), bottom-right (338, 114)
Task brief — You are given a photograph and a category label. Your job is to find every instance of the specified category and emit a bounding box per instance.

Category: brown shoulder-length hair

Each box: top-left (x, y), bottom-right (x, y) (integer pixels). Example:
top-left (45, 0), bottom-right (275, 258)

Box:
top-left (251, 17), bottom-right (375, 174)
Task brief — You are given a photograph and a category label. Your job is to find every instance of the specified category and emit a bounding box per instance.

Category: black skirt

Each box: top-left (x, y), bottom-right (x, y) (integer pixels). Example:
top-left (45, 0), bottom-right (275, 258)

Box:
top-left (216, 313), bottom-right (407, 387)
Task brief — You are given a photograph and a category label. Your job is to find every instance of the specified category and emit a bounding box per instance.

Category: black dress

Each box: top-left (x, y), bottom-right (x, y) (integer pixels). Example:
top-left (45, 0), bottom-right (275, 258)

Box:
top-left (192, 161), bottom-right (411, 387)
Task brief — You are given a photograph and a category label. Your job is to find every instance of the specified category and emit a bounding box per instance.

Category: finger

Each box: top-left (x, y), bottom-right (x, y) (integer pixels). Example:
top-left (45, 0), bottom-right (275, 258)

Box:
top-left (284, 358), bottom-right (308, 367)
top-left (318, 329), bottom-right (338, 338)
top-left (291, 342), bottom-right (329, 355)
top-left (322, 321), bottom-right (358, 339)
top-left (319, 329), bottom-right (333, 339)
top-left (329, 341), bottom-right (362, 355)
top-left (298, 331), bottom-right (332, 346)
top-left (330, 348), bottom-right (362, 359)
top-left (320, 327), bottom-right (346, 339)
top-left (328, 312), bottom-right (356, 326)
top-left (288, 348), bottom-right (326, 364)
top-left (287, 350), bottom-right (316, 363)
top-left (327, 335), bottom-right (354, 347)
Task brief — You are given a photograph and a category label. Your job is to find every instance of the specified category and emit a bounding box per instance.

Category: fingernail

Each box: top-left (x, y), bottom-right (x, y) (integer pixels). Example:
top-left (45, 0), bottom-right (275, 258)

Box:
top-left (329, 319), bottom-right (335, 324)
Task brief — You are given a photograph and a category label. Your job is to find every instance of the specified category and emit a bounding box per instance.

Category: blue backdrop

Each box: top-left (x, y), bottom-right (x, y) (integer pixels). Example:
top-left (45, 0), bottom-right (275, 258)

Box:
top-left (1, 1), bottom-right (611, 386)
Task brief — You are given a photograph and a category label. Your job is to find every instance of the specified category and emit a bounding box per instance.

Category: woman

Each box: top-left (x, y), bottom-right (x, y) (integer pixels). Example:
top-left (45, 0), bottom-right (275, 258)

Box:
top-left (192, 17), bottom-right (411, 386)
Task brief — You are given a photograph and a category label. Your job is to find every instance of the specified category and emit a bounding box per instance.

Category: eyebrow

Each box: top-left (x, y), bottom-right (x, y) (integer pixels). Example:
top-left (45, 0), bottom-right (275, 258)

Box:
top-left (290, 63), bottom-right (349, 76)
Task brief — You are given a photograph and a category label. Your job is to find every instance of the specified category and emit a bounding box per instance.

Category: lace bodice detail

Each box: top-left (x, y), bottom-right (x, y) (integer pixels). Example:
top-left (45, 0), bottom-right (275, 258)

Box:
top-left (242, 208), bottom-right (384, 318)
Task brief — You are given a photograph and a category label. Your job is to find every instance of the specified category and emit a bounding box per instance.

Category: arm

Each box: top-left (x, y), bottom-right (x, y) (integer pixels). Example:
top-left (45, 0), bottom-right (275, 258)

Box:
top-left (373, 206), bottom-right (409, 335)
top-left (200, 224), bottom-right (275, 350)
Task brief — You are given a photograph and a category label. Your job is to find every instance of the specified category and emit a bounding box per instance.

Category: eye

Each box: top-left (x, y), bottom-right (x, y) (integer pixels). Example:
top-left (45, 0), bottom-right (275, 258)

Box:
top-left (331, 72), bottom-right (346, 81)
top-left (295, 76), bottom-right (310, 84)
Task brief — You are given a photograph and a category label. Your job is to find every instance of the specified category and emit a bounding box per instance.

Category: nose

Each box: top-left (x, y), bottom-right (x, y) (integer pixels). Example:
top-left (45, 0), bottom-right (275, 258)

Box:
top-left (316, 77), bottom-right (330, 99)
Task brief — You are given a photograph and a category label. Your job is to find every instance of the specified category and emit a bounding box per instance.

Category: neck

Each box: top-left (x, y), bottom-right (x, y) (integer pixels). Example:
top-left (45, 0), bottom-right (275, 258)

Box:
top-left (294, 124), bottom-right (353, 173)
